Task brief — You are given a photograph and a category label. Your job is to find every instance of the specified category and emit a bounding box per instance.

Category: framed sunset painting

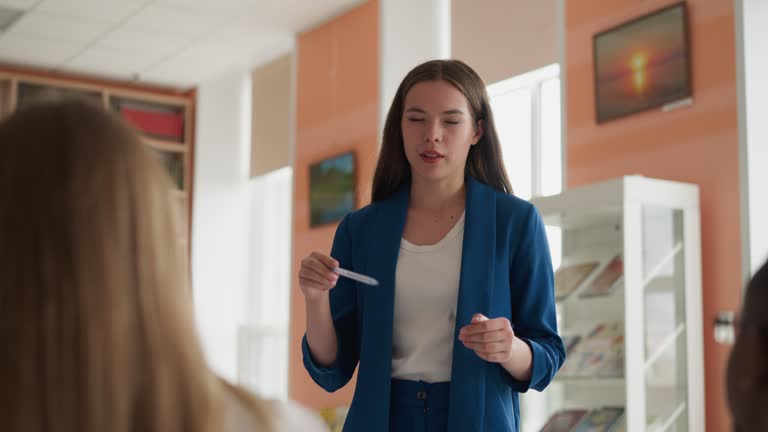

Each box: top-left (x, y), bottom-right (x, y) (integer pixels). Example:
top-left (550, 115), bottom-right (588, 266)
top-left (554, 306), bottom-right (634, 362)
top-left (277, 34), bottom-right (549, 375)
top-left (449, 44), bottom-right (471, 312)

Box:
top-left (593, 2), bottom-right (692, 123)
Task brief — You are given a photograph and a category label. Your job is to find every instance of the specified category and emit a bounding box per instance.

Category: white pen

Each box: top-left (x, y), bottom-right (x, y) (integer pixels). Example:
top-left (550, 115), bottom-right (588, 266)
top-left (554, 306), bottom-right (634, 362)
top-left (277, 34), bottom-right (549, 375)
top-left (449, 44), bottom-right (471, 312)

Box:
top-left (333, 267), bottom-right (380, 286)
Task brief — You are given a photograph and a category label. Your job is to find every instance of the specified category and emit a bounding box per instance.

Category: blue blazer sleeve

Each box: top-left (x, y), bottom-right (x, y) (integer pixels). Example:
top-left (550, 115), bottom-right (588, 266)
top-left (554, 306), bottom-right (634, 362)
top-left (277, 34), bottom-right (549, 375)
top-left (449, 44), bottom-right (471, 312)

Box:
top-left (301, 214), bottom-right (360, 392)
top-left (504, 204), bottom-right (565, 392)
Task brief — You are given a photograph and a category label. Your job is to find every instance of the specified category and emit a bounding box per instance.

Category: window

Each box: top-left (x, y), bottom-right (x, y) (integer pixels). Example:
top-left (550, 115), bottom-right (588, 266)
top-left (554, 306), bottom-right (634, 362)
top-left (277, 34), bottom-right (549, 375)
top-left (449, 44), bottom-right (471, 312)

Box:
top-left (489, 64), bottom-right (563, 269)
top-left (239, 167), bottom-right (293, 400)
top-left (488, 64), bottom-right (562, 200)
top-left (490, 66), bottom-right (564, 432)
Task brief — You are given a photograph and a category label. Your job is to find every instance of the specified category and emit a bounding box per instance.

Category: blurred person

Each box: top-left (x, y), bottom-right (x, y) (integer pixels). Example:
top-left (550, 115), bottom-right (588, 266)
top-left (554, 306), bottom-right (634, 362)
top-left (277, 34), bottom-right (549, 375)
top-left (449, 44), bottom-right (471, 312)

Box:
top-left (727, 259), bottom-right (768, 432)
top-left (0, 100), bottom-right (323, 432)
top-left (298, 60), bottom-right (565, 431)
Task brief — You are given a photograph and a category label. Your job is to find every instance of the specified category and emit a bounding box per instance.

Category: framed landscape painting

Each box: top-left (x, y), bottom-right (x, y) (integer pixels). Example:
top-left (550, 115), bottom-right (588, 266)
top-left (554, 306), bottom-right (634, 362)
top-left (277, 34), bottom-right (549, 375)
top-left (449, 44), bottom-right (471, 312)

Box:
top-left (309, 152), bottom-right (356, 227)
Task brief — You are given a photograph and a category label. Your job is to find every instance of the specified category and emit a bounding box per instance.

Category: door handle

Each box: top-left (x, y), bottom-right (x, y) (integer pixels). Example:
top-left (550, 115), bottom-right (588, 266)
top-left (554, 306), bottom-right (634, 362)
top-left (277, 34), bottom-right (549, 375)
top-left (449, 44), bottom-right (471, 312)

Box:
top-left (713, 310), bottom-right (736, 345)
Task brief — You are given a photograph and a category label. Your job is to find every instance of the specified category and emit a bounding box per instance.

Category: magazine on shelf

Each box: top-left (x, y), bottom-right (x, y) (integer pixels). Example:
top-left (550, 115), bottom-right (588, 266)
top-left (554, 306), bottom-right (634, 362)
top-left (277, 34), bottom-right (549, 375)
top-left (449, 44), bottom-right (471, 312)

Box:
top-left (603, 414), bottom-right (663, 432)
top-left (554, 261), bottom-right (600, 301)
top-left (558, 322), bottom-right (624, 378)
top-left (561, 334), bottom-right (583, 356)
top-left (540, 409), bottom-right (589, 432)
top-left (597, 344), bottom-right (625, 378)
top-left (608, 417), bottom-right (625, 432)
top-left (578, 255), bottom-right (623, 298)
top-left (571, 406), bottom-right (624, 432)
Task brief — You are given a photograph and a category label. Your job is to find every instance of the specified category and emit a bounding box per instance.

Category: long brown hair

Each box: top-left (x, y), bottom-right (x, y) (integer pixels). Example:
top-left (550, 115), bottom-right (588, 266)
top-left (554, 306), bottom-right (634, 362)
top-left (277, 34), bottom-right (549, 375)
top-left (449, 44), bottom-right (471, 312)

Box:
top-left (0, 100), bottom-right (267, 432)
top-left (372, 59), bottom-right (513, 202)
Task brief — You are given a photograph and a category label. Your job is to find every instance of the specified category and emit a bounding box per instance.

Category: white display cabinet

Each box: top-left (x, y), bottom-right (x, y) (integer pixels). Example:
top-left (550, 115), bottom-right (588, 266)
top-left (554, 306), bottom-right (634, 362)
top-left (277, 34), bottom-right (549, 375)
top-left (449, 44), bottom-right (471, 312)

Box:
top-left (522, 176), bottom-right (704, 432)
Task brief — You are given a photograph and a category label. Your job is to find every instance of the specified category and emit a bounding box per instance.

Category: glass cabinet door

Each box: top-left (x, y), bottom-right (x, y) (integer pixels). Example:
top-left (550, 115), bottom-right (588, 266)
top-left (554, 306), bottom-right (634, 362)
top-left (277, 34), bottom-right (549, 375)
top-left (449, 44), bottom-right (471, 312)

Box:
top-left (642, 206), bottom-right (689, 431)
top-left (522, 177), bottom-right (702, 432)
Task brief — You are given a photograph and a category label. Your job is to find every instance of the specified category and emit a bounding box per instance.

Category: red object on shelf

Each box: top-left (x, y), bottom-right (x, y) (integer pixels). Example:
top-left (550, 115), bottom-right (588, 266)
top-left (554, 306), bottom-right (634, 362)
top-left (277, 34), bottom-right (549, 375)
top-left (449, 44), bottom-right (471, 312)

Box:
top-left (120, 107), bottom-right (184, 140)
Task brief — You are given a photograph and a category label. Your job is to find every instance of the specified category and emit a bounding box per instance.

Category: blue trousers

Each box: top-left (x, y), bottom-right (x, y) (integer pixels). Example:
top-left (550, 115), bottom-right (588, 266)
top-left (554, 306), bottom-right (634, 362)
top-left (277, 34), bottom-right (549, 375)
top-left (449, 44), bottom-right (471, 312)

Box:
top-left (389, 379), bottom-right (450, 432)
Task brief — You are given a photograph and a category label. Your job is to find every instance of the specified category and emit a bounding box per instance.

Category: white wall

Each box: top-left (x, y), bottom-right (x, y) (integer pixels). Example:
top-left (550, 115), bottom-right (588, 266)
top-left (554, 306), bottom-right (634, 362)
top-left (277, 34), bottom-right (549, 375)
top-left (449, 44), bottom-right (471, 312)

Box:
top-left (379, 0), bottom-right (451, 129)
top-left (192, 69), bottom-right (252, 381)
top-left (242, 167), bottom-right (293, 399)
top-left (736, 0), bottom-right (768, 281)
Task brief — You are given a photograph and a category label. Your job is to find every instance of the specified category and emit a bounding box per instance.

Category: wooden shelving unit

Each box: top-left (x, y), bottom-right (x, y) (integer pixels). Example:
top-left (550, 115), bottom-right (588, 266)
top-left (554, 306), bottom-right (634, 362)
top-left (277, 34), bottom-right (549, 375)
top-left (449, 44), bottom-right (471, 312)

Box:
top-left (0, 66), bottom-right (196, 265)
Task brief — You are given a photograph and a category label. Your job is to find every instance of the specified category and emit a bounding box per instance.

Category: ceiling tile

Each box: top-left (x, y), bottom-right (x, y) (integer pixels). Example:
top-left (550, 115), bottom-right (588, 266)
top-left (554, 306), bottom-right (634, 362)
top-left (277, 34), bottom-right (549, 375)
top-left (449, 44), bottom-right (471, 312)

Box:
top-left (0, 6), bottom-right (24, 31)
top-left (8, 12), bottom-right (112, 44)
top-left (147, 47), bottom-right (233, 77)
top-left (0, 0), bottom-right (36, 10)
top-left (141, 71), bottom-right (206, 88)
top-left (205, 24), bottom-right (285, 52)
top-left (36, 0), bottom-right (148, 24)
top-left (64, 46), bottom-right (160, 78)
top-left (143, 31), bottom-right (292, 86)
top-left (0, 0), bottom-right (364, 87)
top-left (124, 3), bottom-right (230, 38)
top-left (97, 26), bottom-right (190, 58)
top-left (0, 33), bottom-right (83, 67)
top-left (141, 56), bottom-right (223, 88)
top-left (158, 0), bottom-right (259, 14)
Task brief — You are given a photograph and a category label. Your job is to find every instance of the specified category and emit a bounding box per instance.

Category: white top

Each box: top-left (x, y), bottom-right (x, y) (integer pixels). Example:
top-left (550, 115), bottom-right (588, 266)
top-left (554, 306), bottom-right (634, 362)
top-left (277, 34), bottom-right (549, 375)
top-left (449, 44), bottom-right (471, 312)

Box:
top-left (391, 211), bottom-right (465, 383)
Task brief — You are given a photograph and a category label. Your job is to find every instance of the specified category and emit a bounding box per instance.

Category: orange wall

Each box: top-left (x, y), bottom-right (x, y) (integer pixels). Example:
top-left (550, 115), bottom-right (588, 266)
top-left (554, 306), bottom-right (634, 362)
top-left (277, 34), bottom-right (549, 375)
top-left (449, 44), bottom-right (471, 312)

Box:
top-left (289, 0), bottom-right (379, 408)
top-left (566, 1), bottom-right (739, 430)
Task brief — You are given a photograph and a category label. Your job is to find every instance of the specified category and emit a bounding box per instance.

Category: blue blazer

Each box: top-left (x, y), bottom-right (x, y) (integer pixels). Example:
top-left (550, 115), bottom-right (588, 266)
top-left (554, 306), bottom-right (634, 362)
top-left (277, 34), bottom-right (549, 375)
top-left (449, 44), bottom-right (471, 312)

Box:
top-left (302, 177), bottom-right (565, 431)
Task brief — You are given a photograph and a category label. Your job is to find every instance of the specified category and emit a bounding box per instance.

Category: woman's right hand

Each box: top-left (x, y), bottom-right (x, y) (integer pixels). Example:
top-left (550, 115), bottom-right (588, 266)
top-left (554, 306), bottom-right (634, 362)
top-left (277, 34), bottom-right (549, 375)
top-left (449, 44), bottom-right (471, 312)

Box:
top-left (298, 252), bottom-right (339, 303)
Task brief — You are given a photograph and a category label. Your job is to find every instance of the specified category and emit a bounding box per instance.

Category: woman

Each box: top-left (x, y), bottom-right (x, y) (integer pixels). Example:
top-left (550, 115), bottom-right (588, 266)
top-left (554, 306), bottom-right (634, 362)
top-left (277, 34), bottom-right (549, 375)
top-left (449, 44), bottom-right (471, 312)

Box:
top-left (0, 100), bottom-right (322, 432)
top-left (299, 59), bottom-right (565, 431)
top-left (727, 259), bottom-right (768, 432)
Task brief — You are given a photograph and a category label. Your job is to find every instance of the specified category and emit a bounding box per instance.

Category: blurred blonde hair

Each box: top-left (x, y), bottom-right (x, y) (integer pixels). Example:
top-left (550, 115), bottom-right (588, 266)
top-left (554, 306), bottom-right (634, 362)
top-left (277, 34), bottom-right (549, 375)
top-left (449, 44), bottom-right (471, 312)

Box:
top-left (0, 100), bottom-right (270, 432)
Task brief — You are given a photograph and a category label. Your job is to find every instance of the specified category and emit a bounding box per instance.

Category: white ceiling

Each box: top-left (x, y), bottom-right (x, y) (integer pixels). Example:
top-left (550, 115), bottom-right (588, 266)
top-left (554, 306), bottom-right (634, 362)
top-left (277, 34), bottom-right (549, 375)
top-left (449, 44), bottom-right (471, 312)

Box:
top-left (0, 0), bottom-right (365, 88)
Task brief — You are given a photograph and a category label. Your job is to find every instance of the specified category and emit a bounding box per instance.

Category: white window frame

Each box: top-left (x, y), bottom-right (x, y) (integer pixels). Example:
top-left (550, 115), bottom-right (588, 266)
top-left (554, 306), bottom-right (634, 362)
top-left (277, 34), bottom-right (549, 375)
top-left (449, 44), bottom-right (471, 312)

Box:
top-left (487, 63), bottom-right (562, 199)
top-left (489, 65), bottom-right (564, 432)
top-left (238, 166), bottom-right (293, 400)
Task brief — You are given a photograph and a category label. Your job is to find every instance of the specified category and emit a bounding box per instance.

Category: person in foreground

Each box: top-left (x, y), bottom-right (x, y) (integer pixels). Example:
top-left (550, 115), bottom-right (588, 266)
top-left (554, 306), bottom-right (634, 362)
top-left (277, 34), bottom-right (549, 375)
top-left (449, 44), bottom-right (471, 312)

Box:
top-left (727, 259), bottom-right (768, 432)
top-left (0, 100), bottom-right (324, 432)
top-left (299, 59), bottom-right (565, 431)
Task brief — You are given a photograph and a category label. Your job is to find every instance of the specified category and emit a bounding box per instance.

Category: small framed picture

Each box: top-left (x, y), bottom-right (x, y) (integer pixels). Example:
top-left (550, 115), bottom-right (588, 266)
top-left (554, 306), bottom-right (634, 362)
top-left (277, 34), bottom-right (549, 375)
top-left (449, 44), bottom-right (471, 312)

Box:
top-left (309, 152), bottom-right (356, 227)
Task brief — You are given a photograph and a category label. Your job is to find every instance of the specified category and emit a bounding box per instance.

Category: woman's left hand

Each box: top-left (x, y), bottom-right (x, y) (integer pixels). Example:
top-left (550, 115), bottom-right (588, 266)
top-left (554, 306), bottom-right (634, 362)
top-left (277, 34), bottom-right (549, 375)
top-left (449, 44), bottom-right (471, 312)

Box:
top-left (458, 313), bottom-right (516, 363)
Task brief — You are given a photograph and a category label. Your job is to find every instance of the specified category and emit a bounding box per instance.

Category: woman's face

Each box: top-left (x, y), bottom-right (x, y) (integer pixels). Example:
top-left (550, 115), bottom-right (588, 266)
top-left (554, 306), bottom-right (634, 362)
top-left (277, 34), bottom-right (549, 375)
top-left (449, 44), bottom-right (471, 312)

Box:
top-left (727, 281), bottom-right (768, 432)
top-left (400, 80), bottom-right (482, 186)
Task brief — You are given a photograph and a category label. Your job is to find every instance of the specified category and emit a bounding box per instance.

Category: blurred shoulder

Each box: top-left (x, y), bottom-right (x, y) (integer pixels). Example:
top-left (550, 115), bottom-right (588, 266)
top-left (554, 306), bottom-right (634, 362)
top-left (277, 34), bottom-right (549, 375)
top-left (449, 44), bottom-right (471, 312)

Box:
top-left (225, 389), bottom-right (326, 432)
top-left (271, 400), bottom-right (328, 432)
